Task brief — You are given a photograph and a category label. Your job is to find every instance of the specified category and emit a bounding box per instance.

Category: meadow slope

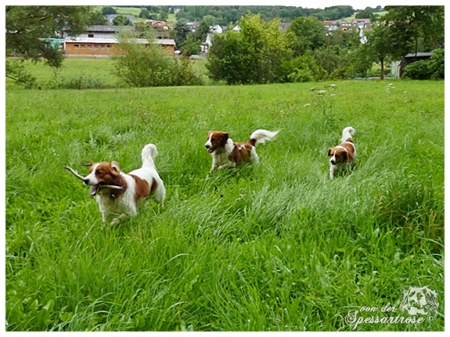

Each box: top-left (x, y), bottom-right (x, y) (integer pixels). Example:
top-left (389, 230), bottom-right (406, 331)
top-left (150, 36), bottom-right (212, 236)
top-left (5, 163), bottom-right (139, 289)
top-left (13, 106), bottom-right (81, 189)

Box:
top-left (5, 80), bottom-right (444, 331)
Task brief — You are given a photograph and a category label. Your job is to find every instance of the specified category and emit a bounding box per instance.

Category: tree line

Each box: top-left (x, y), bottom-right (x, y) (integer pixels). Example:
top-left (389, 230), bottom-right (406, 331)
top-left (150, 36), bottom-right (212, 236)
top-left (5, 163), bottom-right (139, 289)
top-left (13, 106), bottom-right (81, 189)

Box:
top-left (206, 6), bottom-right (444, 84)
top-left (5, 6), bottom-right (444, 89)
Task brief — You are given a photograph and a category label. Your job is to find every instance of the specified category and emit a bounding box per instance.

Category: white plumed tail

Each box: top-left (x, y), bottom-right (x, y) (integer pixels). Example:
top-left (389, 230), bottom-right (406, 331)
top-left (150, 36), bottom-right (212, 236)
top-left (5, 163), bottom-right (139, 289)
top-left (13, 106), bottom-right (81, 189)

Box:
top-left (250, 129), bottom-right (280, 145)
top-left (341, 127), bottom-right (356, 141)
top-left (141, 143), bottom-right (158, 168)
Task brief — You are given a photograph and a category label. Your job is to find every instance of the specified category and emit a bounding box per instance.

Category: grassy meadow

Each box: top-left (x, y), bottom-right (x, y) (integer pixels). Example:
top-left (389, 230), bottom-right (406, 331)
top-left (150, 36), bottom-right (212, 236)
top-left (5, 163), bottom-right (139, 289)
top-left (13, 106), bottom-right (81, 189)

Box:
top-left (5, 78), bottom-right (444, 331)
top-left (6, 58), bottom-right (210, 91)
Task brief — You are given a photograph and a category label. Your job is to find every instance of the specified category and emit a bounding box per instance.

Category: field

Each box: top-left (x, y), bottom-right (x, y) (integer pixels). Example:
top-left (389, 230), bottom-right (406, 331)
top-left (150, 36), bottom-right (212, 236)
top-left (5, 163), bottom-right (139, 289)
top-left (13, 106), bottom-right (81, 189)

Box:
top-left (5, 77), bottom-right (444, 331)
top-left (6, 58), bottom-right (209, 90)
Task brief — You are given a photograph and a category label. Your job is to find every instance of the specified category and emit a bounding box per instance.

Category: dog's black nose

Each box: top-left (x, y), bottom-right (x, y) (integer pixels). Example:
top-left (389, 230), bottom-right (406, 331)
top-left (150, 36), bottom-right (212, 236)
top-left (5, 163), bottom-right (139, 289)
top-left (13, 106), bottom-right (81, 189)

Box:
top-left (205, 144), bottom-right (210, 149)
top-left (83, 178), bottom-right (90, 185)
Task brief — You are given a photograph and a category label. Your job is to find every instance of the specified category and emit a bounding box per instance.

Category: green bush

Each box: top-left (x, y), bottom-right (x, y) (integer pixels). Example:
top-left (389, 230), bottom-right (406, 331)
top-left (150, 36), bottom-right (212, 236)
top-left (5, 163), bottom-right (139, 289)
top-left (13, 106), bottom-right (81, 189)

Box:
top-left (429, 49), bottom-right (444, 79)
top-left (113, 32), bottom-right (202, 87)
top-left (284, 55), bottom-right (324, 82)
top-left (404, 60), bottom-right (432, 80)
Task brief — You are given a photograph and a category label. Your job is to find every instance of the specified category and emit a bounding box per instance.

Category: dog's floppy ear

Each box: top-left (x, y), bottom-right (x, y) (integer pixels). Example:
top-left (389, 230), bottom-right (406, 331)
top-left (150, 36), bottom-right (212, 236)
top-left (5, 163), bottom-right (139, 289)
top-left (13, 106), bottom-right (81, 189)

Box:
top-left (110, 161), bottom-right (121, 175)
top-left (221, 132), bottom-right (229, 141)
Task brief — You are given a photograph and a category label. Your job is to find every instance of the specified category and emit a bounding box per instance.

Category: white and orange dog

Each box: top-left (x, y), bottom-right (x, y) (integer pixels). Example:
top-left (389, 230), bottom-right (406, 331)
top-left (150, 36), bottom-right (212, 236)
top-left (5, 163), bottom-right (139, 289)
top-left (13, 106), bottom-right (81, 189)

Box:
top-left (328, 126), bottom-right (357, 179)
top-left (66, 144), bottom-right (166, 225)
top-left (205, 129), bottom-right (279, 172)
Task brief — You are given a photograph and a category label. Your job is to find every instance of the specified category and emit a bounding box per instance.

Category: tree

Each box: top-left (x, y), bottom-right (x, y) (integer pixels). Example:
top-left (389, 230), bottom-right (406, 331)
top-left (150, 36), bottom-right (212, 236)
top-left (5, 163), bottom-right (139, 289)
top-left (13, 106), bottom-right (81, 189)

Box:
top-left (355, 7), bottom-right (375, 21)
top-left (288, 16), bottom-right (326, 56)
top-left (181, 35), bottom-right (201, 56)
top-left (159, 10), bottom-right (169, 21)
top-left (102, 6), bottom-right (117, 15)
top-left (207, 14), bottom-right (290, 84)
top-left (347, 43), bottom-right (373, 78)
top-left (382, 6), bottom-right (444, 58)
top-left (113, 14), bottom-right (131, 26)
top-left (365, 23), bottom-right (392, 79)
top-left (139, 9), bottom-right (151, 19)
top-left (6, 6), bottom-right (91, 67)
top-left (173, 19), bottom-right (191, 48)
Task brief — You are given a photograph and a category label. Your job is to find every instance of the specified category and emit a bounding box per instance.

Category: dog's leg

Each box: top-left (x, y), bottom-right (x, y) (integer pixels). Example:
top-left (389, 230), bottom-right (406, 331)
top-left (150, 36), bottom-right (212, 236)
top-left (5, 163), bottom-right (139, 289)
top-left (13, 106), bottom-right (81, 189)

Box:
top-left (330, 165), bottom-right (337, 179)
top-left (97, 199), bottom-right (109, 222)
top-left (218, 162), bottom-right (236, 170)
top-left (154, 179), bottom-right (166, 205)
top-left (110, 213), bottom-right (126, 226)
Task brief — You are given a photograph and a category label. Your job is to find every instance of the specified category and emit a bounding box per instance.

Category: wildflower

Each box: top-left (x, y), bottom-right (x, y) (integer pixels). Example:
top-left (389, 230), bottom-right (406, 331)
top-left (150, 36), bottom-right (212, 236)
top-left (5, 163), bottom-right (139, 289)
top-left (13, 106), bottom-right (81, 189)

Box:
top-left (318, 90), bottom-right (327, 95)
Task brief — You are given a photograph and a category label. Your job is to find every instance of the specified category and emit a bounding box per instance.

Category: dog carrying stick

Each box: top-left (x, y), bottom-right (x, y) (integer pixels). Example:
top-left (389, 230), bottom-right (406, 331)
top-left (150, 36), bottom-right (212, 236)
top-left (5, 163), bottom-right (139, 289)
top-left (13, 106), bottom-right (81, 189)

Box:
top-left (65, 166), bottom-right (123, 190)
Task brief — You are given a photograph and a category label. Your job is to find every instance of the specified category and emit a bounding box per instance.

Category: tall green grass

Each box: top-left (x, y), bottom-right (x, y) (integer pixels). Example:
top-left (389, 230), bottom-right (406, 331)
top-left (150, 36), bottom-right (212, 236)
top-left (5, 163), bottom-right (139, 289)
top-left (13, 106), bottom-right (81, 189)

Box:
top-left (5, 80), bottom-right (444, 331)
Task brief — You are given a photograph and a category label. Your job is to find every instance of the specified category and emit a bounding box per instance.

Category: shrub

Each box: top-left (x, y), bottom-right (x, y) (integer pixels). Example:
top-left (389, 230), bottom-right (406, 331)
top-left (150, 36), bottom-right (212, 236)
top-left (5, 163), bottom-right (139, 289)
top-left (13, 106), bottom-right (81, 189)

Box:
top-left (112, 32), bottom-right (202, 87)
top-left (284, 55), bottom-right (324, 82)
top-left (429, 49), bottom-right (444, 79)
top-left (403, 60), bottom-right (432, 80)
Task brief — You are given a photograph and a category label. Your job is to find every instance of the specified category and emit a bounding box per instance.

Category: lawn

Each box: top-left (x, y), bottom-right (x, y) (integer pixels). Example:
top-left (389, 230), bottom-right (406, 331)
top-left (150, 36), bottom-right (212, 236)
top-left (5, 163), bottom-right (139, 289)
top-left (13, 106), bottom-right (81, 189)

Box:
top-left (5, 79), bottom-right (444, 331)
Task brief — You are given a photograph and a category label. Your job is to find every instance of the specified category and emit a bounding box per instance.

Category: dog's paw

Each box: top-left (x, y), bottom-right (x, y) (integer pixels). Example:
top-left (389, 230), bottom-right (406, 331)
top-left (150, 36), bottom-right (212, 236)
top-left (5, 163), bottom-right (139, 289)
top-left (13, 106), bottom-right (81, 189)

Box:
top-left (110, 218), bottom-right (121, 226)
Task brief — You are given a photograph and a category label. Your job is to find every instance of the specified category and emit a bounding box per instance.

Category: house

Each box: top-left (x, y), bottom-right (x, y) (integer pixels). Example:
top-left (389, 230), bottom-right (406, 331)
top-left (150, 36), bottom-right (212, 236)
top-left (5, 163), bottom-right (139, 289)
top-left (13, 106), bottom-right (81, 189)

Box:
top-left (145, 20), bottom-right (168, 30)
top-left (64, 25), bottom-right (176, 57)
top-left (323, 19), bottom-right (371, 33)
top-left (64, 37), bottom-right (176, 57)
top-left (65, 25), bottom-right (133, 40)
top-left (201, 24), bottom-right (225, 53)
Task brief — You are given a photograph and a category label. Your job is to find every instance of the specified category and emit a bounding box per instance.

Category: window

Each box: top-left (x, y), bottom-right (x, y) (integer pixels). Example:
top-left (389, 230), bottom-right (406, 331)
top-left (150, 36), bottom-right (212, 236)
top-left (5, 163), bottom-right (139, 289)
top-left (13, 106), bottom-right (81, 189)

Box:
top-left (74, 44), bottom-right (79, 49)
top-left (88, 33), bottom-right (94, 38)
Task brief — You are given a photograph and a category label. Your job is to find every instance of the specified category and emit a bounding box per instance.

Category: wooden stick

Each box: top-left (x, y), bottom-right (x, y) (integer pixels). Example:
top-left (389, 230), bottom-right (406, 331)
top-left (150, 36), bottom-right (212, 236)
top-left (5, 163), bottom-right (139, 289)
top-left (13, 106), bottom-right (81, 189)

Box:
top-left (64, 166), bottom-right (85, 180)
top-left (65, 166), bottom-right (123, 190)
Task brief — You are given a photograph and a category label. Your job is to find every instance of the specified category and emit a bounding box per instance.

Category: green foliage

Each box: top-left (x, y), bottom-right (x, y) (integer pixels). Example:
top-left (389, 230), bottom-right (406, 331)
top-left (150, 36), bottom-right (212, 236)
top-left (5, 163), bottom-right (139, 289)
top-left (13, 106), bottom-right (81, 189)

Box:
top-left (6, 81), bottom-right (444, 331)
top-left (285, 55), bottom-right (325, 82)
top-left (176, 5), bottom-right (357, 24)
top-left (429, 49), bottom-right (444, 79)
top-left (403, 60), bottom-right (432, 80)
top-left (181, 35), bottom-right (202, 56)
top-left (113, 14), bottom-right (132, 26)
top-left (5, 60), bottom-right (37, 89)
top-left (207, 14), bottom-right (290, 84)
top-left (139, 9), bottom-right (151, 19)
top-left (102, 6), bottom-right (117, 15)
top-left (112, 32), bottom-right (202, 87)
top-left (173, 19), bottom-right (191, 49)
top-left (403, 49), bottom-right (444, 80)
top-left (6, 6), bottom-right (92, 62)
top-left (288, 16), bottom-right (326, 54)
top-left (382, 6), bottom-right (444, 58)
top-left (355, 8), bottom-right (375, 20)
